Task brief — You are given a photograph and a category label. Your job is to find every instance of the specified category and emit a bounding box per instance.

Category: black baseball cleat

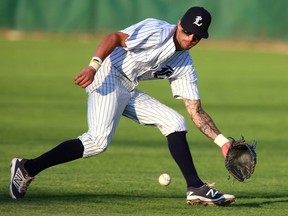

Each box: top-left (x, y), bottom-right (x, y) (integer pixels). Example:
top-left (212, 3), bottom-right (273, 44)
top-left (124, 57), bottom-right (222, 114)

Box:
top-left (9, 158), bottom-right (34, 199)
top-left (186, 183), bottom-right (235, 206)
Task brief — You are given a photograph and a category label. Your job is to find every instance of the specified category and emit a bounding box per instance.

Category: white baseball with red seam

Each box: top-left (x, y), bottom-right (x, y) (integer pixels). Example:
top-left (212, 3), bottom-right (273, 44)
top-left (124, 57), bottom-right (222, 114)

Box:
top-left (158, 173), bottom-right (171, 186)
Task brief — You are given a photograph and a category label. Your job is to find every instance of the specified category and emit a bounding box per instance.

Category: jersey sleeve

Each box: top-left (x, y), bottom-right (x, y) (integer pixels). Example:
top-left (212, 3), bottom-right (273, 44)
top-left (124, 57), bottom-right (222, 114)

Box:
top-left (169, 65), bottom-right (200, 100)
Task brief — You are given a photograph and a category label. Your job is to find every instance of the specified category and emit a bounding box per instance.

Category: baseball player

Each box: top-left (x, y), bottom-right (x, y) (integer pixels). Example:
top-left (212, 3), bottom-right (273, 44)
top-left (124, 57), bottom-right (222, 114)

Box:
top-left (10, 7), bottom-right (235, 206)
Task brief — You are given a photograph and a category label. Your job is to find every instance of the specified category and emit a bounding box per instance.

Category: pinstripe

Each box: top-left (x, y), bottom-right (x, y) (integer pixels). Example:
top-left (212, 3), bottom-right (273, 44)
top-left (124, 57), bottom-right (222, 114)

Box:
top-left (79, 65), bottom-right (133, 158)
top-left (123, 90), bottom-right (187, 136)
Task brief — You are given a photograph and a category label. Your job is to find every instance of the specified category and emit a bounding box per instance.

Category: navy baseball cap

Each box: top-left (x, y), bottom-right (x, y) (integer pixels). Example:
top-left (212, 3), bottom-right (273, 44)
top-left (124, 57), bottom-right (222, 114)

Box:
top-left (181, 7), bottom-right (212, 38)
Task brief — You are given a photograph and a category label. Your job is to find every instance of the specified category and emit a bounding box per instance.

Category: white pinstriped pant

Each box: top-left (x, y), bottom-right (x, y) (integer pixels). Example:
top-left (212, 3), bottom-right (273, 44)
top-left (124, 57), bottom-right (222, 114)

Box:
top-left (78, 66), bottom-right (187, 158)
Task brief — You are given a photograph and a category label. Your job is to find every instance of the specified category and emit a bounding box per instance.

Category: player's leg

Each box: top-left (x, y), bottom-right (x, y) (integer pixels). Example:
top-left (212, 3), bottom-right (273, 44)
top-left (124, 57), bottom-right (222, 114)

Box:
top-left (9, 139), bottom-right (84, 199)
top-left (10, 67), bottom-right (132, 199)
top-left (122, 89), bottom-right (203, 187)
top-left (122, 89), bottom-right (235, 206)
top-left (78, 81), bottom-right (132, 158)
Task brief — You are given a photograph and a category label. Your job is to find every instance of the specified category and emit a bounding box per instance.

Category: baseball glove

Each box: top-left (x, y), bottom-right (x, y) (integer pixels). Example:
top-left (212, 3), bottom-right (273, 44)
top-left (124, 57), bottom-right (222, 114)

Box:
top-left (225, 136), bottom-right (257, 182)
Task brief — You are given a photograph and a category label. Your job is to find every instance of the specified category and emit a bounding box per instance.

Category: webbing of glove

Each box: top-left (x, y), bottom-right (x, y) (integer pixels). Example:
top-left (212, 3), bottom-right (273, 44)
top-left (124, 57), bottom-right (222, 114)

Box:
top-left (225, 136), bottom-right (257, 182)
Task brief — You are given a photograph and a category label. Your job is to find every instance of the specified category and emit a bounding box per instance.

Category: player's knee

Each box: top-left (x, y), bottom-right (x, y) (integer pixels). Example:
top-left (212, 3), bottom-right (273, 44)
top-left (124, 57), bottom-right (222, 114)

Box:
top-left (78, 133), bottom-right (110, 158)
top-left (85, 142), bottom-right (108, 158)
top-left (173, 115), bottom-right (187, 131)
top-left (161, 114), bottom-right (188, 136)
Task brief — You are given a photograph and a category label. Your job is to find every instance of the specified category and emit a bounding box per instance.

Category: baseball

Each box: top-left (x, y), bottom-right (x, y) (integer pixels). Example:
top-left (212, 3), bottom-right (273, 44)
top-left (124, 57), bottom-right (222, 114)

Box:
top-left (158, 173), bottom-right (171, 186)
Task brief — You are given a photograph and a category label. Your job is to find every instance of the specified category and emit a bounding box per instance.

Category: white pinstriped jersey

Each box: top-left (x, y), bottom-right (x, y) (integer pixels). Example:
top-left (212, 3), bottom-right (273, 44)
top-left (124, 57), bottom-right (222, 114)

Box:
top-left (109, 18), bottom-right (200, 100)
top-left (79, 18), bottom-right (200, 157)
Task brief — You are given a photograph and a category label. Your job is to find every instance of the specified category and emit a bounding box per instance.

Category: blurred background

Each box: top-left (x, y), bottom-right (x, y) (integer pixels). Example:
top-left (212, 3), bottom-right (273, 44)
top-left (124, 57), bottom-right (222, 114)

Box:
top-left (0, 0), bottom-right (288, 42)
top-left (0, 2), bottom-right (287, 214)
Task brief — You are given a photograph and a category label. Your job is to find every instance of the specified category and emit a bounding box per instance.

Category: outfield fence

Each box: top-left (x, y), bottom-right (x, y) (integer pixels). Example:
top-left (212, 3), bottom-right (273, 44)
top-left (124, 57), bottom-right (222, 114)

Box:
top-left (0, 0), bottom-right (287, 41)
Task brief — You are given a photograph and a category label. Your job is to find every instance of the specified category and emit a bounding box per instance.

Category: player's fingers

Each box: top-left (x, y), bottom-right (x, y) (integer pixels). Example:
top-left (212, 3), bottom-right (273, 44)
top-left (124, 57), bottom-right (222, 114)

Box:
top-left (75, 77), bottom-right (87, 86)
top-left (80, 82), bottom-right (90, 88)
top-left (74, 75), bottom-right (80, 82)
top-left (77, 76), bottom-right (93, 88)
top-left (74, 67), bottom-right (95, 87)
top-left (221, 142), bottom-right (230, 158)
top-left (79, 80), bottom-right (92, 88)
top-left (74, 67), bottom-right (88, 82)
top-left (74, 78), bottom-right (82, 85)
top-left (74, 74), bottom-right (83, 83)
top-left (74, 73), bottom-right (87, 85)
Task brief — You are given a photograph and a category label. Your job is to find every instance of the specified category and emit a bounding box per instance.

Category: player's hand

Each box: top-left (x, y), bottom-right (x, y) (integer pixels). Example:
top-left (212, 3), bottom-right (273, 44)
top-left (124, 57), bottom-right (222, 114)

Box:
top-left (74, 66), bottom-right (96, 88)
top-left (221, 142), bottom-right (231, 158)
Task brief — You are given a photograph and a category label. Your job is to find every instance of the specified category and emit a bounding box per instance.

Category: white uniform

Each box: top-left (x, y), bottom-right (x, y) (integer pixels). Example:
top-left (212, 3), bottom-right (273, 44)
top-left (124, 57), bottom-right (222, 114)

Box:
top-left (79, 18), bottom-right (200, 158)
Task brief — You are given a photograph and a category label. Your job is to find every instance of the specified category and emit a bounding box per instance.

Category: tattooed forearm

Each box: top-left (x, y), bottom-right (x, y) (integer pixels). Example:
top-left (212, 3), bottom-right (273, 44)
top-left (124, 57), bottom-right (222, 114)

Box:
top-left (197, 112), bottom-right (220, 139)
top-left (183, 99), bottom-right (220, 140)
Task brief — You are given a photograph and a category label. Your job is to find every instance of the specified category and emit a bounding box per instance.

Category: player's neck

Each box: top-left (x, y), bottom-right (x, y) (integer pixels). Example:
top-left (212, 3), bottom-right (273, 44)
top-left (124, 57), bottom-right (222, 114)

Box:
top-left (173, 33), bottom-right (183, 51)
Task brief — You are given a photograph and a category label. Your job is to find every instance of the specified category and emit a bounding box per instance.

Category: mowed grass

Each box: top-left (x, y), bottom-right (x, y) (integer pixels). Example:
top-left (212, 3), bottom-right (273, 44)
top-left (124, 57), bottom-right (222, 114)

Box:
top-left (0, 36), bottom-right (287, 216)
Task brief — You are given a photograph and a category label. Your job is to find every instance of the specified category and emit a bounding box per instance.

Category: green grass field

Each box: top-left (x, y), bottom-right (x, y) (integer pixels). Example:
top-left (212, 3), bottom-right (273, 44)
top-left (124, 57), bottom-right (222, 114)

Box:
top-left (0, 35), bottom-right (287, 216)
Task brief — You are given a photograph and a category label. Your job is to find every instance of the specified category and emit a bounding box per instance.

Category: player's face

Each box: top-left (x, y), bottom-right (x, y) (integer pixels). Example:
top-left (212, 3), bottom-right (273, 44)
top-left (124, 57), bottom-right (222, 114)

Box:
top-left (174, 21), bottom-right (202, 51)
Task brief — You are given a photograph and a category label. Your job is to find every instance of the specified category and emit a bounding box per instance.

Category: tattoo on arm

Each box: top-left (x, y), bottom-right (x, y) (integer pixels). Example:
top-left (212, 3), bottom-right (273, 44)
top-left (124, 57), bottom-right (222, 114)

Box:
top-left (183, 99), bottom-right (220, 140)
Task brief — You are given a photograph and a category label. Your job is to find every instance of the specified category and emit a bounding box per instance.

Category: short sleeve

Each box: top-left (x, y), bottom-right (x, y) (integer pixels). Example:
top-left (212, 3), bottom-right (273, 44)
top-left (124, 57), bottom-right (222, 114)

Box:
top-left (169, 66), bottom-right (200, 100)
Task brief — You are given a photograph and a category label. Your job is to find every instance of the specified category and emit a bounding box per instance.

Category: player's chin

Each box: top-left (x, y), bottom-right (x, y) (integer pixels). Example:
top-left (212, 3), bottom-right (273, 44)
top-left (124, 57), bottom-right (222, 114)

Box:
top-left (182, 42), bottom-right (196, 50)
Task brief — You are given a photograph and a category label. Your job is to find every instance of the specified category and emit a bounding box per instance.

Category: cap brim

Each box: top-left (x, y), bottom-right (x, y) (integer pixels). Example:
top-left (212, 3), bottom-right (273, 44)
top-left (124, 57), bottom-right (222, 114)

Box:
top-left (181, 23), bottom-right (209, 39)
top-left (192, 28), bottom-right (209, 39)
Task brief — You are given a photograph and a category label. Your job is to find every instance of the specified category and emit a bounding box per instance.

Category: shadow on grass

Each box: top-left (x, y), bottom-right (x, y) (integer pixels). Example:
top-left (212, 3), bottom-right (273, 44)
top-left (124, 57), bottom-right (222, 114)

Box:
top-left (232, 198), bottom-right (288, 208)
top-left (1, 190), bottom-right (287, 208)
top-left (0, 190), bottom-right (288, 208)
top-left (0, 191), bottom-right (183, 204)
top-left (2, 192), bottom-right (180, 199)
top-left (233, 192), bottom-right (288, 208)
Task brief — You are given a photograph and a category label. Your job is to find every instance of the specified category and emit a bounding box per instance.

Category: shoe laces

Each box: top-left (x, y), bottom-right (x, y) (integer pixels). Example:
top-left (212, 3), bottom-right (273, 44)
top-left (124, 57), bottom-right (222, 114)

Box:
top-left (19, 175), bottom-right (34, 193)
top-left (207, 182), bottom-right (216, 188)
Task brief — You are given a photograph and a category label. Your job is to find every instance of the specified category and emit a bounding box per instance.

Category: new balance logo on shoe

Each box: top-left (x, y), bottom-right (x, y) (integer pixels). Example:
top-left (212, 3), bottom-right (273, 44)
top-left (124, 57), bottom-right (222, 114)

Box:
top-left (9, 158), bottom-right (34, 199)
top-left (13, 168), bottom-right (25, 191)
top-left (186, 183), bottom-right (235, 206)
top-left (206, 189), bottom-right (218, 198)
